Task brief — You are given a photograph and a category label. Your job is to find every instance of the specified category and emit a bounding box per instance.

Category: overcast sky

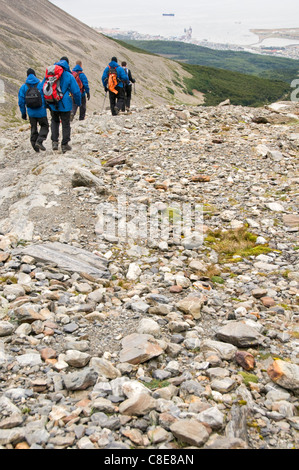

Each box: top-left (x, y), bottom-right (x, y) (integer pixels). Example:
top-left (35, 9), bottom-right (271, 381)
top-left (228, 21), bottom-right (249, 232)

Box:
top-left (49, 0), bottom-right (299, 44)
top-left (50, 0), bottom-right (299, 27)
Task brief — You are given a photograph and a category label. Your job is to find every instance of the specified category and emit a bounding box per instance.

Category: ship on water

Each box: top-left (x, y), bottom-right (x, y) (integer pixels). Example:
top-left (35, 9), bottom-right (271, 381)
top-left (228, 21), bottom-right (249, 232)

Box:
top-left (163, 13), bottom-right (175, 16)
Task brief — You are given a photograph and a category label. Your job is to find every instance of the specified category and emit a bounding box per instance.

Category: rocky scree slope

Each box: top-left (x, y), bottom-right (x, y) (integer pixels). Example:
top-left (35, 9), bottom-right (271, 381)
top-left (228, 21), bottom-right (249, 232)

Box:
top-left (0, 100), bottom-right (298, 449)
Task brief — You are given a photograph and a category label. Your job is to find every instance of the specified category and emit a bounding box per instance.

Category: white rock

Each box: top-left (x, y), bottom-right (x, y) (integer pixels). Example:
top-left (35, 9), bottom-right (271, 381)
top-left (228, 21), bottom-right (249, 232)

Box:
top-left (15, 323), bottom-right (32, 336)
top-left (63, 350), bottom-right (91, 368)
top-left (197, 406), bottom-right (225, 429)
top-left (256, 144), bottom-right (269, 157)
top-left (256, 236), bottom-right (267, 245)
top-left (16, 353), bottom-right (42, 366)
top-left (137, 318), bottom-right (160, 336)
top-left (266, 202), bottom-right (284, 212)
top-left (159, 241), bottom-right (168, 251)
top-left (175, 274), bottom-right (191, 288)
top-left (126, 262), bottom-right (142, 280)
top-left (122, 379), bottom-right (151, 398)
top-left (0, 321), bottom-right (15, 336)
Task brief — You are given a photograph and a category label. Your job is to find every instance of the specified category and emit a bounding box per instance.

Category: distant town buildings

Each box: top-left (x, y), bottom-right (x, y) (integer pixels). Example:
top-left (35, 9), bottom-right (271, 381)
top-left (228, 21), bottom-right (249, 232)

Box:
top-left (95, 27), bottom-right (299, 60)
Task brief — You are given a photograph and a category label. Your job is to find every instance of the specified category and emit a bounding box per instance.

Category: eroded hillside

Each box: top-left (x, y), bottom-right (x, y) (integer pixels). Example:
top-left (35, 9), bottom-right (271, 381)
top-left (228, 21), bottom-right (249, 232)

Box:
top-left (0, 0), bottom-right (201, 128)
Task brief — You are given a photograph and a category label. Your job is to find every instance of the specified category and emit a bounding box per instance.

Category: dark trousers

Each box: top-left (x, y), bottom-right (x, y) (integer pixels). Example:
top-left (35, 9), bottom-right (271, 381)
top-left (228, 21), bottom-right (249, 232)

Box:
top-left (72, 94), bottom-right (86, 120)
top-left (109, 86), bottom-right (125, 115)
top-left (50, 110), bottom-right (71, 145)
top-left (122, 84), bottom-right (132, 111)
top-left (29, 116), bottom-right (49, 149)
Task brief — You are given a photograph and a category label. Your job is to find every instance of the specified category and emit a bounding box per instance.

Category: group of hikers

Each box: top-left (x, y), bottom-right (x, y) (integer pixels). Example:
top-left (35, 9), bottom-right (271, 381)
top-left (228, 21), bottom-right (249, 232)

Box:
top-left (18, 56), bottom-right (136, 153)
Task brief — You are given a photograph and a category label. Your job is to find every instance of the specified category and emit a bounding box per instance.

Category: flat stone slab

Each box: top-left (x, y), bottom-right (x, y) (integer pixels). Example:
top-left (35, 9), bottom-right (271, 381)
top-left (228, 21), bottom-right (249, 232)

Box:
top-left (215, 321), bottom-right (264, 347)
top-left (119, 333), bottom-right (164, 364)
top-left (16, 242), bottom-right (110, 279)
top-left (283, 214), bottom-right (299, 227)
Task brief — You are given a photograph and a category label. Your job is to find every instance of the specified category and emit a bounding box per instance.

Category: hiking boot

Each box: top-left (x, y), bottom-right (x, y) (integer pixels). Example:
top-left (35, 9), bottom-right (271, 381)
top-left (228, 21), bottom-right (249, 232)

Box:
top-left (35, 141), bottom-right (46, 151)
top-left (61, 144), bottom-right (72, 154)
top-left (114, 106), bottom-right (119, 115)
top-left (52, 141), bottom-right (59, 151)
top-left (33, 146), bottom-right (40, 153)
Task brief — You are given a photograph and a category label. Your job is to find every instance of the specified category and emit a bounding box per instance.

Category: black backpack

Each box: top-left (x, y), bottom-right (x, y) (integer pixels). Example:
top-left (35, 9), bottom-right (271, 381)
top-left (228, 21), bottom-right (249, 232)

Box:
top-left (25, 84), bottom-right (43, 109)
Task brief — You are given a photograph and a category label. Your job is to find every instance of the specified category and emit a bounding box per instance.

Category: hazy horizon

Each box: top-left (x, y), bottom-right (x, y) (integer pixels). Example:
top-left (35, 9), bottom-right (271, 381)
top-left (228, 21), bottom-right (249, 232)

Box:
top-left (50, 0), bottom-right (299, 45)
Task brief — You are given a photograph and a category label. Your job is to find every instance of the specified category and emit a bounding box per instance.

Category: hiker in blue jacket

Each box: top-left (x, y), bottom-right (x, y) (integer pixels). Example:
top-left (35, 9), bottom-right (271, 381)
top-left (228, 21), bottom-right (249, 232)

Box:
top-left (18, 68), bottom-right (49, 152)
top-left (102, 57), bottom-right (129, 116)
top-left (71, 60), bottom-right (90, 121)
top-left (121, 61), bottom-right (136, 112)
top-left (42, 58), bottom-right (81, 153)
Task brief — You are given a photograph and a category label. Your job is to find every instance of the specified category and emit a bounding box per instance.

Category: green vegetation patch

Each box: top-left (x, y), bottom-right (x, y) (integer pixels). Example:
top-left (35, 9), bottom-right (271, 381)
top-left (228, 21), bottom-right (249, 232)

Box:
top-left (239, 371), bottom-right (259, 386)
top-left (181, 63), bottom-right (290, 107)
top-left (144, 379), bottom-right (170, 390)
top-left (204, 227), bottom-right (272, 263)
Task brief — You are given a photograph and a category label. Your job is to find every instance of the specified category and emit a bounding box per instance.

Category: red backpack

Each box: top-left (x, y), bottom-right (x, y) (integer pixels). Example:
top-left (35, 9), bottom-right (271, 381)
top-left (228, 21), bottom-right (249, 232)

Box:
top-left (43, 65), bottom-right (64, 107)
top-left (72, 71), bottom-right (84, 94)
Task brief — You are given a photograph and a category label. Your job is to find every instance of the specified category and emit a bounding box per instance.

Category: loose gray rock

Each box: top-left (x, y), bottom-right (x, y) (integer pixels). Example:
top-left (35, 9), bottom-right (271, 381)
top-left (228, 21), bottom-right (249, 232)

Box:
top-left (215, 321), bottom-right (264, 347)
top-left (63, 368), bottom-right (98, 391)
top-left (170, 419), bottom-right (210, 446)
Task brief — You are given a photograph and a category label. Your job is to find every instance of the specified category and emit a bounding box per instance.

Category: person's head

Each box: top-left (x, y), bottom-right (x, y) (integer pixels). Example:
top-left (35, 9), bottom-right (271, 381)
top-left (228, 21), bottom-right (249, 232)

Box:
top-left (76, 60), bottom-right (82, 67)
top-left (121, 61), bottom-right (127, 67)
top-left (60, 56), bottom-right (69, 64)
top-left (27, 68), bottom-right (36, 76)
top-left (111, 56), bottom-right (117, 63)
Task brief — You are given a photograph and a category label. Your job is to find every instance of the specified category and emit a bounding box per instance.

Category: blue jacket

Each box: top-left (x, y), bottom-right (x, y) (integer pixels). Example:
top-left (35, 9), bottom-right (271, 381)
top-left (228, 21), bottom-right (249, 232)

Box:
top-left (41, 60), bottom-right (81, 112)
top-left (18, 75), bottom-right (47, 118)
top-left (72, 64), bottom-right (90, 97)
top-left (102, 61), bottom-right (129, 90)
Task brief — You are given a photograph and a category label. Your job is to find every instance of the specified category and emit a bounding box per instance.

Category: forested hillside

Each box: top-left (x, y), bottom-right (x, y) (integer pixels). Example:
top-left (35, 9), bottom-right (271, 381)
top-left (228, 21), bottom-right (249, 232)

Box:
top-left (113, 38), bottom-right (291, 107)
top-left (119, 39), bottom-right (299, 84)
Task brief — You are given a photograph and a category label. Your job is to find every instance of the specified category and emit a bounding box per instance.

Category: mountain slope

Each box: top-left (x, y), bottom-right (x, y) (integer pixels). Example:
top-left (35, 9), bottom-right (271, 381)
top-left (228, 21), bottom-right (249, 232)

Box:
top-left (0, 0), bottom-right (201, 128)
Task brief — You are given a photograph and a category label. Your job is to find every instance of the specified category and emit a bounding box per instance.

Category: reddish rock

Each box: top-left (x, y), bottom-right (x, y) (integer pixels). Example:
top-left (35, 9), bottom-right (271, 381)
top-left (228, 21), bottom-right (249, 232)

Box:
top-left (31, 378), bottom-right (48, 393)
top-left (122, 428), bottom-right (145, 446)
top-left (267, 359), bottom-right (299, 391)
top-left (43, 327), bottom-right (55, 336)
top-left (261, 296), bottom-right (276, 307)
top-left (104, 154), bottom-right (126, 167)
top-left (119, 333), bottom-right (164, 364)
top-left (154, 183), bottom-right (168, 191)
top-left (119, 392), bottom-right (157, 416)
top-left (15, 442), bottom-right (30, 449)
top-left (283, 214), bottom-right (299, 228)
top-left (170, 418), bottom-right (210, 447)
top-left (169, 285), bottom-right (183, 293)
top-left (0, 252), bottom-right (10, 263)
top-left (191, 174), bottom-right (210, 182)
top-left (159, 412), bottom-right (177, 430)
top-left (41, 347), bottom-right (57, 361)
top-left (251, 288), bottom-right (267, 299)
top-left (235, 350), bottom-right (255, 371)
top-left (176, 294), bottom-right (206, 320)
